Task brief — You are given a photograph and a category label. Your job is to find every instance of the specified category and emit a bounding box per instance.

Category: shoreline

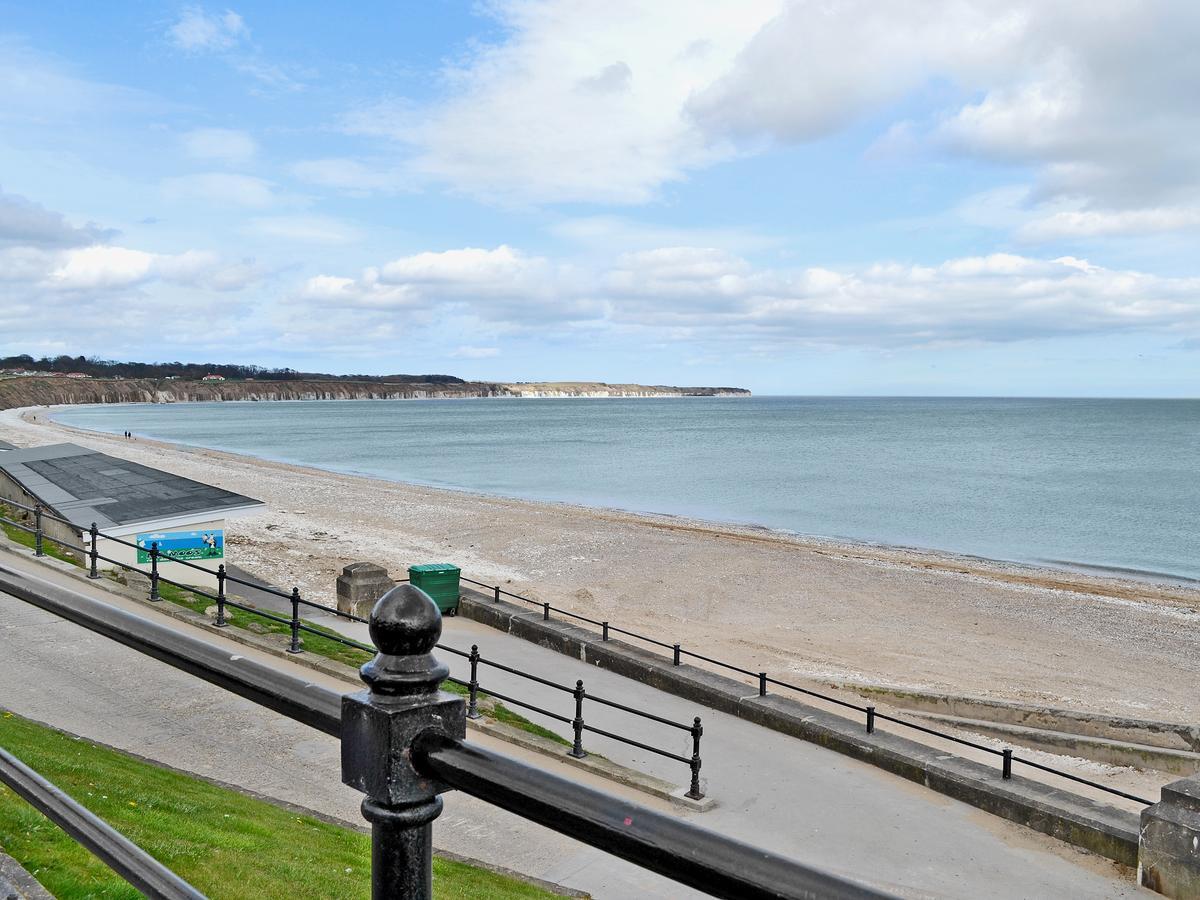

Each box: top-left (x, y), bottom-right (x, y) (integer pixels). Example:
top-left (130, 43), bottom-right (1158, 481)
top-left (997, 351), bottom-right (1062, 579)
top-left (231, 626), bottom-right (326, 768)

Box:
top-left (41, 400), bottom-right (1200, 596)
top-left (28, 403), bottom-right (1200, 603)
top-left (5, 402), bottom-right (1200, 724)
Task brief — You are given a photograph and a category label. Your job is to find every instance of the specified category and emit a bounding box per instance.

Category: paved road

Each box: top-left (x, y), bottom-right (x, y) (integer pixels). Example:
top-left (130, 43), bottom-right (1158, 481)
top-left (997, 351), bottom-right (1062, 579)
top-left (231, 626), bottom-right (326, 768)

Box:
top-left (0, 551), bottom-right (1148, 898)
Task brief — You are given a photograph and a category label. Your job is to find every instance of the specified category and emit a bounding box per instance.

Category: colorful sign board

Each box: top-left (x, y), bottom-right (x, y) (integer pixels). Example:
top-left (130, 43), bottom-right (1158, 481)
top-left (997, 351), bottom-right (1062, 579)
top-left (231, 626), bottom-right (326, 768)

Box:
top-left (136, 529), bottom-right (224, 564)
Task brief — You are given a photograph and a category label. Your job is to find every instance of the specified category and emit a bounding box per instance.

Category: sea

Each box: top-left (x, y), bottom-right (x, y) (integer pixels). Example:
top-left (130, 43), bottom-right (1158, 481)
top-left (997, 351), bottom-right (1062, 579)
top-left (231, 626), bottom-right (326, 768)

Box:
top-left (51, 396), bottom-right (1200, 584)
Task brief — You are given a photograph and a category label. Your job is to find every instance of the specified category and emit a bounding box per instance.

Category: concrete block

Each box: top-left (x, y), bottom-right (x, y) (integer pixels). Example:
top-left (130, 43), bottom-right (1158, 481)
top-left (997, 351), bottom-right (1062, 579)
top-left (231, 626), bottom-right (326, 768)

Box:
top-left (1141, 778), bottom-right (1200, 897)
top-left (335, 562), bottom-right (394, 618)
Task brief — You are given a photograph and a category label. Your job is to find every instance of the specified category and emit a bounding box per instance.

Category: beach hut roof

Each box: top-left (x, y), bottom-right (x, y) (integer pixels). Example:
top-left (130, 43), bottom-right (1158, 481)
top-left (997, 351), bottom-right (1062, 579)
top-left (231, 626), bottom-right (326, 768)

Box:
top-left (0, 442), bottom-right (263, 532)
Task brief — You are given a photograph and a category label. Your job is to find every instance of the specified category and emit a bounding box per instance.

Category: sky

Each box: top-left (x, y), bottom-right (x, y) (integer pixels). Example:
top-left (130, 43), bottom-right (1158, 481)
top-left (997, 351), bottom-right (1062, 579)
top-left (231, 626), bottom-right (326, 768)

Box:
top-left (0, 1), bottom-right (1198, 396)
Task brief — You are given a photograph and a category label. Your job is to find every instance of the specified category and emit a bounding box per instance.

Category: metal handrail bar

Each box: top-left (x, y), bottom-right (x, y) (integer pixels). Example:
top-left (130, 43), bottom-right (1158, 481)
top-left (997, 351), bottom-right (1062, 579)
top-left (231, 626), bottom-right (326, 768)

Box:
top-left (584, 693), bottom-right (695, 731)
top-left (1010, 755), bottom-right (1152, 805)
top-left (765, 676), bottom-right (872, 714)
top-left (475, 656), bottom-right (576, 693)
top-left (461, 573), bottom-right (1158, 806)
top-left (0, 565), bottom-right (345, 736)
top-left (414, 732), bottom-right (889, 900)
top-left (681, 648), bottom-right (759, 677)
top-left (1, 565), bottom-right (885, 898)
top-left (473, 686), bottom-right (573, 725)
top-left (0, 507), bottom-right (1150, 806)
top-left (604, 623), bottom-right (676, 649)
top-left (0, 746), bottom-right (207, 899)
top-left (578, 723), bottom-right (691, 764)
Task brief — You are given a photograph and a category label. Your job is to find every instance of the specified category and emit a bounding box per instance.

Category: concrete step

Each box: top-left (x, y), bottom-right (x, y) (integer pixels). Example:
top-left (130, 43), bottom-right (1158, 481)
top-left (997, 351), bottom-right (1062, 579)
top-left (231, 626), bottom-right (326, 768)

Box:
top-left (912, 711), bottom-right (1200, 775)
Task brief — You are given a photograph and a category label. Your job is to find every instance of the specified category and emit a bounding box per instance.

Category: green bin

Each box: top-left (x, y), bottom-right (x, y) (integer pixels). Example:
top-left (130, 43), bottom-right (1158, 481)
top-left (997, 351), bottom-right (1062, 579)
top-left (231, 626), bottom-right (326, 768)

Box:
top-left (408, 563), bottom-right (462, 615)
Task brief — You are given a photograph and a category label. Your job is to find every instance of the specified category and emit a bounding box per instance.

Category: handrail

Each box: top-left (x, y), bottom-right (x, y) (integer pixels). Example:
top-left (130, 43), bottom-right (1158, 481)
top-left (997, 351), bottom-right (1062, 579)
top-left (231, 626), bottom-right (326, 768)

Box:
top-left (0, 499), bottom-right (1154, 806)
top-left (0, 566), bottom-right (890, 900)
top-left (415, 731), bottom-right (888, 900)
top-left (0, 746), bottom-right (208, 900)
top-left (456, 575), bottom-right (1157, 807)
top-left (0, 502), bottom-right (704, 792)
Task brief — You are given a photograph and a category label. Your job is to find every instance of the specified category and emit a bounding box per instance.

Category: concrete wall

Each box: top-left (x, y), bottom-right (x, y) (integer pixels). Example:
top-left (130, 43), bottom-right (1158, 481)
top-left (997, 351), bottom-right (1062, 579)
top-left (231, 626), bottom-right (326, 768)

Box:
top-left (0, 470), bottom-right (82, 559)
top-left (91, 517), bottom-right (226, 591)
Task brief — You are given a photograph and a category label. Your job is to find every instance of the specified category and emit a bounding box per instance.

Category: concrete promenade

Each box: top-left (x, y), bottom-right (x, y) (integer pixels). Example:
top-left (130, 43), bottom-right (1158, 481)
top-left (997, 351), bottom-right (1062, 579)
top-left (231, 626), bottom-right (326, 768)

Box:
top-left (0, 551), bottom-right (1149, 898)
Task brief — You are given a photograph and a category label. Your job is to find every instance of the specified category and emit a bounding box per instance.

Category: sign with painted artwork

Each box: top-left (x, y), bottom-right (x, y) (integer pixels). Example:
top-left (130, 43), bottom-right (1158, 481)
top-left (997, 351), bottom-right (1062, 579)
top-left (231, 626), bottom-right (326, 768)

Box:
top-left (136, 529), bottom-right (224, 564)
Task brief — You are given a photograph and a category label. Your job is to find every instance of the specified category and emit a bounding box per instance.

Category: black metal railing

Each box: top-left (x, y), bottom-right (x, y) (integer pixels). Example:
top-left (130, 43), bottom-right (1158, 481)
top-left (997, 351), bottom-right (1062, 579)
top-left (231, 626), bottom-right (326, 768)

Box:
top-left (0, 745), bottom-right (206, 899)
top-left (0, 499), bottom-right (706, 794)
top-left (0, 565), bottom-right (891, 900)
top-left (459, 576), bottom-right (1155, 806)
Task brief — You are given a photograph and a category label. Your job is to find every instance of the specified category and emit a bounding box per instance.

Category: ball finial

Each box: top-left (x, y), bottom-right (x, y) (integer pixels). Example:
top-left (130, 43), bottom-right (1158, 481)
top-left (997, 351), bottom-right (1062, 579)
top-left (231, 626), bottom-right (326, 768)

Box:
top-left (360, 584), bottom-right (448, 696)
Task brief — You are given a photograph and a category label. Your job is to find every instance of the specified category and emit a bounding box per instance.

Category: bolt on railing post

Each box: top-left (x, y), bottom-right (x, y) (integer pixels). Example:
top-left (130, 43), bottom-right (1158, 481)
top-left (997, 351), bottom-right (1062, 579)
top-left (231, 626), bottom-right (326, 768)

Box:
top-left (215, 564), bottom-right (229, 627)
top-left (759, 672), bottom-right (767, 696)
top-left (87, 523), bottom-right (100, 579)
top-left (288, 587), bottom-right (303, 653)
top-left (673, 643), bottom-right (681, 666)
top-left (687, 717), bottom-right (704, 800)
top-left (493, 585), bottom-right (500, 603)
top-left (1002, 748), bottom-right (1013, 780)
top-left (602, 621), bottom-right (609, 641)
top-left (148, 542), bottom-right (160, 600)
top-left (33, 504), bottom-right (44, 557)
top-left (866, 706), bottom-right (876, 734)
top-left (466, 645), bottom-right (481, 719)
top-left (340, 584), bottom-right (466, 900)
top-left (569, 680), bottom-right (587, 759)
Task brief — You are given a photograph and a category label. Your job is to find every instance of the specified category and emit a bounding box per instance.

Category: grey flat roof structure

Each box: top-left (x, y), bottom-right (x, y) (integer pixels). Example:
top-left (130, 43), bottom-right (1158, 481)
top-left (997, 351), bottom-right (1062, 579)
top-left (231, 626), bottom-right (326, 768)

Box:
top-left (0, 443), bottom-right (262, 531)
top-left (0, 439), bottom-right (17, 450)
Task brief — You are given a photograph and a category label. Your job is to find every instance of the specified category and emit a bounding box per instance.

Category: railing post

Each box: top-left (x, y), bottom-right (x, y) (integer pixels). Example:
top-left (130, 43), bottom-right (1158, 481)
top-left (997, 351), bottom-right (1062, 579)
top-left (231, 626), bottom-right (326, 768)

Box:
top-left (340, 584), bottom-right (466, 900)
top-left (493, 585), bottom-right (500, 603)
top-left (215, 564), bottom-right (229, 627)
top-left (33, 504), bottom-right (44, 557)
top-left (602, 621), bottom-right (609, 641)
top-left (687, 717), bottom-right (704, 800)
top-left (87, 523), bottom-right (100, 579)
top-left (542, 601), bottom-right (550, 621)
top-left (758, 672), bottom-right (767, 697)
top-left (673, 643), bottom-right (681, 666)
top-left (288, 587), bottom-right (303, 653)
top-left (866, 706), bottom-right (876, 734)
top-left (466, 645), bottom-right (481, 719)
top-left (148, 543), bottom-right (160, 600)
top-left (569, 680), bottom-right (587, 759)
top-left (1002, 748), bottom-right (1013, 780)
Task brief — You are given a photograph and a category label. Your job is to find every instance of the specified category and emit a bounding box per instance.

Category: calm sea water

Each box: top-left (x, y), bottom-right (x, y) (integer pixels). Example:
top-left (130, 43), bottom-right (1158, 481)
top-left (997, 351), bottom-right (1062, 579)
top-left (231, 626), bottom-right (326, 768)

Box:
top-left (52, 397), bottom-right (1200, 582)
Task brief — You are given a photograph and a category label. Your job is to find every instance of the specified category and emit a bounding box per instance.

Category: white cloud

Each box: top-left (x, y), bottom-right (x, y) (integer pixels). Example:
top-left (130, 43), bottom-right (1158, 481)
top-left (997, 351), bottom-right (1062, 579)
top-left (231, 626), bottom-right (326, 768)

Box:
top-left (169, 7), bottom-right (249, 52)
top-left (47, 245), bottom-right (263, 292)
top-left (367, 1), bottom-right (784, 204)
top-left (361, 0), bottom-right (1197, 236)
top-left (181, 127), bottom-right (257, 163)
top-left (161, 172), bottom-right (277, 208)
top-left (0, 189), bottom-right (115, 247)
top-left (1018, 207), bottom-right (1200, 241)
top-left (302, 244), bottom-right (1200, 348)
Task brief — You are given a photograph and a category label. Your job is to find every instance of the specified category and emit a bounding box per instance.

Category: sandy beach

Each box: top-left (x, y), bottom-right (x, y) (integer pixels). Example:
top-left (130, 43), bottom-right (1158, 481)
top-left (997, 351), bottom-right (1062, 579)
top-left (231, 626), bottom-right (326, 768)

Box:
top-left (4, 404), bottom-right (1199, 725)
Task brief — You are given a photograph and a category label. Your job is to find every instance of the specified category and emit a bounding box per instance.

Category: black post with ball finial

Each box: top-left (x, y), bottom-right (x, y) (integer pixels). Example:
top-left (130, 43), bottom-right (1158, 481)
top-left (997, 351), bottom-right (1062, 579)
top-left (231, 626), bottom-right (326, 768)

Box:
top-left (340, 584), bottom-right (467, 899)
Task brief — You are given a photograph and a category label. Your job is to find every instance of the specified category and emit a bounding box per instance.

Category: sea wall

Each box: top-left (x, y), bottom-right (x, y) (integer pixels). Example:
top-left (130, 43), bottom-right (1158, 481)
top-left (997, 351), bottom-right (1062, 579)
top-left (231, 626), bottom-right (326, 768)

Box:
top-left (0, 378), bottom-right (750, 411)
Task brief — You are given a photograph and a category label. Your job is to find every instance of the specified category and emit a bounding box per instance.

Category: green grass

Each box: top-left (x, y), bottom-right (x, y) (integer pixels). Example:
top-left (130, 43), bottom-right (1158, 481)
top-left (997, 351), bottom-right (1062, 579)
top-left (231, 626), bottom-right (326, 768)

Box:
top-left (0, 501), bottom-right (83, 567)
top-left (0, 710), bottom-right (558, 900)
top-left (114, 575), bottom-right (573, 749)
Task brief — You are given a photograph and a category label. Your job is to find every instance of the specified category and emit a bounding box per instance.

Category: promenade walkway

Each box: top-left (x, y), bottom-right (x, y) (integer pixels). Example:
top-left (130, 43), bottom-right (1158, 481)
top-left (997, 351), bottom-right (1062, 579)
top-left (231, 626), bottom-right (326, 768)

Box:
top-left (0, 551), bottom-right (1148, 898)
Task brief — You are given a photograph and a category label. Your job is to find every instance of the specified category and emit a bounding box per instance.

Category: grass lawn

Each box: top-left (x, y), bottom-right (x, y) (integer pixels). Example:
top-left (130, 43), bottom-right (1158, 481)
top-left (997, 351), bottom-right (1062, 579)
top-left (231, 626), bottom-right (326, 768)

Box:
top-left (0, 501), bottom-right (82, 568)
top-left (0, 710), bottom-right (560, 900)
